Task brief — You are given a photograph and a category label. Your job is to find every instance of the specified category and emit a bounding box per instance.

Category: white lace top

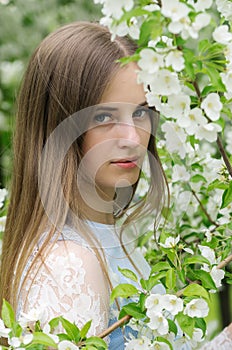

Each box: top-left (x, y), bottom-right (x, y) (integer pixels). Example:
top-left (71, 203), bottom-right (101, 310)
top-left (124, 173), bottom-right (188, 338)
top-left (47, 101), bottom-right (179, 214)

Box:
top-left (18, 221), bottom-right (153, 349)
top-left (17, 221), bottom-right (232, 349)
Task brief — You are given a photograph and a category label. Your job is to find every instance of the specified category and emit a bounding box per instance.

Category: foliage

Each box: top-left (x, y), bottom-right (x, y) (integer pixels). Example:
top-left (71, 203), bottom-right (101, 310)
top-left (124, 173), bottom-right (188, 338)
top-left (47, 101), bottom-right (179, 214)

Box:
top-left (0, 0), bottom-right (232, 349)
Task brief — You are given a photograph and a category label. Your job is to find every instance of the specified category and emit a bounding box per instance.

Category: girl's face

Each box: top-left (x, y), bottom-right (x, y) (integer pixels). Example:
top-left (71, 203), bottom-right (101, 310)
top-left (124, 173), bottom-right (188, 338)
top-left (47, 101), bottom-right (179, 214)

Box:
top-left (81, 63), bottom-right (152, 199)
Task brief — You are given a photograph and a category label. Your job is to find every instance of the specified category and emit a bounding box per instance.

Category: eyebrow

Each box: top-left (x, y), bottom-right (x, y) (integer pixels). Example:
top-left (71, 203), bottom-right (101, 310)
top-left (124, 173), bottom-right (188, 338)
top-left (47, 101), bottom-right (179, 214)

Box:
top-left (95, 101), bottom-right (148, 111)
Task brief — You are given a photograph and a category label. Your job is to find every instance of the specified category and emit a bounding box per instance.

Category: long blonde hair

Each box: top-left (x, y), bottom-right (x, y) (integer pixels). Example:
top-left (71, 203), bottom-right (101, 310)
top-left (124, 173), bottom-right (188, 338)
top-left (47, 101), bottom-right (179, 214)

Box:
top-left (0, 21), bottom-right (168, 312)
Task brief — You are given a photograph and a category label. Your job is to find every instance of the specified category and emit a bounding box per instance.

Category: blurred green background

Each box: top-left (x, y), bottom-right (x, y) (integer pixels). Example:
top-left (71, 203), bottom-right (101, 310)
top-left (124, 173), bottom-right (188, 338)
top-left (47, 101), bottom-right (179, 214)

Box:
top-left (0, 0), bottom-right (101, 189)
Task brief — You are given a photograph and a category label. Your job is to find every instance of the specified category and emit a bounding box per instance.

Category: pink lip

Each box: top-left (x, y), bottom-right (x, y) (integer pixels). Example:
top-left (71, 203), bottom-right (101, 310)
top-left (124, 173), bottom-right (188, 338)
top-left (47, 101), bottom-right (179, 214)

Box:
top-left (111, 158), bottom-right (138, 169)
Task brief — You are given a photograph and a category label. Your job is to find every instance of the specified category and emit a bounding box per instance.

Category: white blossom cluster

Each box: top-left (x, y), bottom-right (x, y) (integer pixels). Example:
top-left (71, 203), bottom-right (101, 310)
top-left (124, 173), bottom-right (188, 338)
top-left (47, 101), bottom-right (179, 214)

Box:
top-left (0, 307), bottom-right (80, 350)
top-left (125, 293), bottom-right (207, 349)
top-left (94, 1), bottom-right (232, 347)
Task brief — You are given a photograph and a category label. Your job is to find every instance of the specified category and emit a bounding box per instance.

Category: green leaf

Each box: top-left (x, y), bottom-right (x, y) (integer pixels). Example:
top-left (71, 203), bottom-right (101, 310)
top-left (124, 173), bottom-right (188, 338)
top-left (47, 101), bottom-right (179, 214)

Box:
top-left (190, 174), bottom-right (206, 183)
top-left (176, 313), bottom-right (195, 338)
top-left (139, 293), bottom-right (146, 312)
top-left (12, 321), bottom-right (23, 338)
top-left (118, 267), bottom-right (138, 282)
top-left (195, 318), bottom-right (207, 337)
top-left (138, 15), bottom-right (162, 46)
top-left (49, 316), bottom-right (61, 330)
top-left (85, 336), bottom-right (107, 349)
top-left (118, 7), bottom-right (150, 23)
top-left (204, 66), bottom-right (226, 91)
top-left (57, 333), bottom-right (71, 341)
top-left (118, 53), bottom-right (140, 67)
top-left (32, 332), bottom-right (58, 348)
top-left (110, 284), bottom-right (138, 304)
top-left (168, 318), bottom-right (178, 336)
top-left (121, 303), bottom-right (145, 319)
top-left (137, 230), bottom-right (154, 247)
top-left (182, 284), bottom-right (209, 300)
top-left (183, 255), bottom-right (211, 266)
top-left (80, 320), bottom-right (92, 339)
top-left (166, 268), bottom-right (176, 291)
top-left (1, 299), bottom-right (15, 328)
top-left (208, 179), bottom-right (228, 191)
top-left (156, 336), bottom-right (174, 350)
top-left (151, 261), bottom-right (171, 273)
top-left (59, 317), bottom-right (80, 342)
top-left (221, 181), bottom-right (232, 209)
top-left (141, 271), bottom-right (167, 291)
top-left (192, 270), bottom-right (217, 290)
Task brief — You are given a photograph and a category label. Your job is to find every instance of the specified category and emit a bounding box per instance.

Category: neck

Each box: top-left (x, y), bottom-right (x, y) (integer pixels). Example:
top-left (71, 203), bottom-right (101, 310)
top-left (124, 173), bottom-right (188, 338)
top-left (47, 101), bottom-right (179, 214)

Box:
top-left (77, 183), bottom-right (115, 225)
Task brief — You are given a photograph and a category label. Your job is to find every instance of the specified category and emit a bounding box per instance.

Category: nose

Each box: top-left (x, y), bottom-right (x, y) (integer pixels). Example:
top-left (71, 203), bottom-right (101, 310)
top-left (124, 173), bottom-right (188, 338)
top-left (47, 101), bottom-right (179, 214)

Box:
top-left (116, 122), bottom-right (141, 148)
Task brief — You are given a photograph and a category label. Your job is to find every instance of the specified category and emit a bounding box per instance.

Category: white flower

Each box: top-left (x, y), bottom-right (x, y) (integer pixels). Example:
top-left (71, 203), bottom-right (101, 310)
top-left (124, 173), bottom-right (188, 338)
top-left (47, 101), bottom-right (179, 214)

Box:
top-left (143, 4), bottom-right (160, 12)
top-left (172, 164), bottom-right (190, 182)
top-left (161, 121), bottom-right (187, 158)
top-left (161, 0), bottom-right (190, 21)
top-left (198, 245), bottom-right (216, 265)
top-left (164, 94), bottom-right (191, 120)
top-left (162, 294), bottom-right (184, 315)
top-left (225, 130), bottom-right (232, 153)
top-left (148, 312), bottom-right (169, 335)
top-left (138, 49), bottom-right (164, 73)
top-left (183, 247), bottom-right (194, 255)
top-left (145, 92), bottom-right (162, 111)
top-left (101, 0), bottom-right (134, 19)
top-left (224, 42), bottom-right (232, 62)
top-left (43, 323), bottom-right (59, 344)
top-left (210, 266), bottom-right (225, 288)
top-left (194, 0), bottom-right (213, 11)
top-left (0, 188), bottom-right (7, 209)
top-left (8, 337), bottom-right (21, 348)
top-left (149, 69), bottom-right (181, 95)
top-left (19, 307), bottom-right (46, 328)
top-left (205, 229), bottom-right (213, 242)
top-left (8, 334), bottom-right (33, 347)
top-left (220, 69), bottom-right (232, 92)
top-left (213, 25), bottom-right (232, 44)
top-left (23, 334), bottom-right (33, 345)
top-left (165, 50), bottom-right (185, 71)
top-left (145, 294), bottom-right (164, 315)
top-left (184, 107), bottom-right (207, 135)
top-left (0, 319), bottom-right (11, 338)
top-left (216, 0), bottom-right (232, 21)
top-left (150, 341), bottom-right (170, 350)
top-left (184, 299), bottom-right (209, 318)
top-left (192, 13), bottom-right (211, 32)
top-left (160, 235), bottom-right (180, 248)
top-left (125, 336), bottom-right (151, 350)
top-left (201, 93), bottom-right (222, 120)
top-left (195, 122), bottom-right (222, 142)
top-left (58, 340), bottom-right (79, 350)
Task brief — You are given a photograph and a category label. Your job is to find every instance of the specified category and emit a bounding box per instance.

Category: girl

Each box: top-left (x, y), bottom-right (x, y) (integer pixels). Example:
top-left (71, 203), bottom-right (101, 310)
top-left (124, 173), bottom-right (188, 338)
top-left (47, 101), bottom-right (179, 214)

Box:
top-left (0, 21), bottom-right (231, 349)
top-left (0, 21), bottom-right (166, 349)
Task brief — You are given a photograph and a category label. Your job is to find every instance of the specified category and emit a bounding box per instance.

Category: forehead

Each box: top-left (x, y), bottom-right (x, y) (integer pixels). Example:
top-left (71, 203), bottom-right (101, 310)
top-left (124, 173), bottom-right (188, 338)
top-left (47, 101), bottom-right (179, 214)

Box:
top-left (100, 63), bottom-right (146, 105)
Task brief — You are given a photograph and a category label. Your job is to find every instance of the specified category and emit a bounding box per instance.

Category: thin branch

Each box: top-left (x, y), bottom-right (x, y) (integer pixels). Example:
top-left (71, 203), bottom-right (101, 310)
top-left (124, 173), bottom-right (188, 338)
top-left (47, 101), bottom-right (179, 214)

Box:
top-left (217, 135), bottom-right (232, 178)
top-left (193, 80), bottom-right (201, 99)
top-left (217, 254), bottom-right (232, 269)
top-left (96, 314), bottom-right (131, 339)
top-left (191, 189), bottom-right (219, 227)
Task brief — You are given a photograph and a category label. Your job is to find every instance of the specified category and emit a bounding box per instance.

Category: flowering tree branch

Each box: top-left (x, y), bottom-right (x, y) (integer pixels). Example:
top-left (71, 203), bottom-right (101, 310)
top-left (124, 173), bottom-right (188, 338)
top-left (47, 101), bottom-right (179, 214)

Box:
top-left (191, 189), bottom-right (219, 227)
top-left (217, 135), bottom-right (232, 178)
